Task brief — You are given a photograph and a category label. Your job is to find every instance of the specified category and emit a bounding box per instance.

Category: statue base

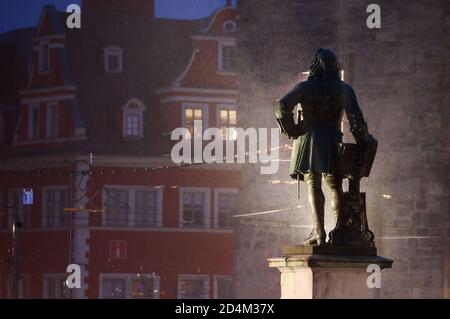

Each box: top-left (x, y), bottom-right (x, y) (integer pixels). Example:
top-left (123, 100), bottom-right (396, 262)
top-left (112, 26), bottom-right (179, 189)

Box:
top-left (282, 244), bottom-right (377, 256)
top-left (268, 246), bottom-right (393, 299)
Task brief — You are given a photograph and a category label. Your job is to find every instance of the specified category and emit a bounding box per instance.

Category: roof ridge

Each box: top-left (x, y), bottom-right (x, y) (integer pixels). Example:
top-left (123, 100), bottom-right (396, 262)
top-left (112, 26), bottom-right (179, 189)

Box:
top-left (0, 27), bottom-right (35, 41)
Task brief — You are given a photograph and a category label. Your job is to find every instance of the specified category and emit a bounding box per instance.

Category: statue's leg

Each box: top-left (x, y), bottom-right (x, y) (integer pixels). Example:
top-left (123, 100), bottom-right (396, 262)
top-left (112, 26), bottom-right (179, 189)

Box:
top-left (303, 172), bottom-right (326, 246)
top-left (323, 173), bottom-right (343, 223)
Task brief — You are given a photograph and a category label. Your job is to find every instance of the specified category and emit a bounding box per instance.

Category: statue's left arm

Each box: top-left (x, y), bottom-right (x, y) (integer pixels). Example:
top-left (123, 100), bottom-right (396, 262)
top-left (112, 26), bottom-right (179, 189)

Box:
top-left (345, 86), bottom-right (377, 145)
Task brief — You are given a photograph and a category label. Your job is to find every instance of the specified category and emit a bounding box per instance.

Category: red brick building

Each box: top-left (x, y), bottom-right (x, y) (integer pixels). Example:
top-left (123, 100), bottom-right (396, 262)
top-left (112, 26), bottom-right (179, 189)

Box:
top-left (0, 1), bottom-right (240, 299)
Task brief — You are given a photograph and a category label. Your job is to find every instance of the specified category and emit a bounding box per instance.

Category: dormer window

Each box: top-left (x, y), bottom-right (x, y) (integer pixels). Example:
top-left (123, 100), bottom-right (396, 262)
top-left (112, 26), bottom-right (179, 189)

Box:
top-left (125, 112), bottom-right (141, 137)
top-left (38, 42), bottom-right (49, 74)
top-left (223, 20), bottom-right (237, 33)
top-left (122, 99), bottom-right (145, 139)
top-left (219, 40), bottom-right (236, 73)
top-left (104, 46), bottom-right (123, 73)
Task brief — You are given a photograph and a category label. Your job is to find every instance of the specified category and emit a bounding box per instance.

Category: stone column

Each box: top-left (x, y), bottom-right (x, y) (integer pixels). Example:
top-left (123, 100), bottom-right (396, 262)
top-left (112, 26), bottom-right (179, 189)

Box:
top-left (268, 246), bottom-right (393, 299)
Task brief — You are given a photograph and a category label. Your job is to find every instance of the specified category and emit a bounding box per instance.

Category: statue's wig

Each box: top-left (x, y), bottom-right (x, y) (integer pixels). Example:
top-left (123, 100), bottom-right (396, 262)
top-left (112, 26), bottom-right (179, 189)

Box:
top-left (308, 48), bottom-right (340, 80)
top-left (308, 48), bottom-right (341, 94)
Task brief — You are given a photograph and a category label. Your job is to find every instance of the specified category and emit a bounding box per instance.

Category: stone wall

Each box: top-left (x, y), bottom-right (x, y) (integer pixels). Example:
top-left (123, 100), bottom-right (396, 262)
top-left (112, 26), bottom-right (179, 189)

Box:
top-left (235, 0), bottom-right (450, 298)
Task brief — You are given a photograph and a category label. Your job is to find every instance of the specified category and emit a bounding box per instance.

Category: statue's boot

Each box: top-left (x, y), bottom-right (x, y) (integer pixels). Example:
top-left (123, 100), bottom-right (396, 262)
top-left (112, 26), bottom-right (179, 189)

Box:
top-left (330, 189), bottom-right (342, 225)
top-left (303, 183), bottom-right (326, 246)
top-left (325, 174), bottom-right (343, 243)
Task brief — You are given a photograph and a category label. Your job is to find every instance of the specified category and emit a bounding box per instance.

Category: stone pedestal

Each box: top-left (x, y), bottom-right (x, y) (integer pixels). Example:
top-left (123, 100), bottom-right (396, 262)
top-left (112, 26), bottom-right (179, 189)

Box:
top-left (268, 246), bottom-right (393, 299)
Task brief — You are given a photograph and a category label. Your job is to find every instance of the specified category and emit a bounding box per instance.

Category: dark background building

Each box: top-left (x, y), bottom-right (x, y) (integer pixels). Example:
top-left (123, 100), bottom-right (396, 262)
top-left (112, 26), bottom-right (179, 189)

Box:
top-left (235, 0), bottom-right (450, 298)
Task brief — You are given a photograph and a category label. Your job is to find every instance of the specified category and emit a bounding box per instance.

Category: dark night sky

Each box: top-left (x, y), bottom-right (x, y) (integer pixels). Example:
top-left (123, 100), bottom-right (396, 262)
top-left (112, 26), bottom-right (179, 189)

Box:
top-left (0, 0), bottom-right (237, 34)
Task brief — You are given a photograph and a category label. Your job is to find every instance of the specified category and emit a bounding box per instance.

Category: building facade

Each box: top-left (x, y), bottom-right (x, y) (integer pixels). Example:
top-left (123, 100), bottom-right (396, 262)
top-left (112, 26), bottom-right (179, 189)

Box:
top-left (0, 1), bottom-right (239, 299)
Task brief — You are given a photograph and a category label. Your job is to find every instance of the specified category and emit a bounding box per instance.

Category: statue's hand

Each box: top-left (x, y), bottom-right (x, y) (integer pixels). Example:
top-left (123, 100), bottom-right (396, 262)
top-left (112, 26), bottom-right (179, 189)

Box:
top-left (356, 129), bottom-right (377, 146)
top-left (363, 133), bottom-right (378, 146)
top-left (287, 122), bottom-right (307, 140)
top-left (287, 127), bottom-right (300, 140)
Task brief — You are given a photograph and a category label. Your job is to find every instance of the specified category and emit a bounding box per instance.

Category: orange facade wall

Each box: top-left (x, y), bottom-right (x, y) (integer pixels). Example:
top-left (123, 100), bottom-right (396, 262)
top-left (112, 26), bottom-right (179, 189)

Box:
top-left (180, 39), bottom-right (237, 89)
top-left (87, 167), bottom-right (241, 227)
top-left (15, 98), bottom-right (76, 144)
top-left (86, 229), bottom-right (233, 299)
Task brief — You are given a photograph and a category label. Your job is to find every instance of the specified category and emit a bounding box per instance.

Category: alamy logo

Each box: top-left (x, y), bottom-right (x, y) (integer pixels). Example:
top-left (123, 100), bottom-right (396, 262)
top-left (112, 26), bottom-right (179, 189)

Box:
top-left (171, 120), bottom-right (280, 174)
top-left (366, 4), bottom-right (381, 29)
top-left (66, 4), bottom-right (81, 29)
top-left (366, 264), bottom-right (381, 289)
top-left (66, 264), bottom-right (81, 289)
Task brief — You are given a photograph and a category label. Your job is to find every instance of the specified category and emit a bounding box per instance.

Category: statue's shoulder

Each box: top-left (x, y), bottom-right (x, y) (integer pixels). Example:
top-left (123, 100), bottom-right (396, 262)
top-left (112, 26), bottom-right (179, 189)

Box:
top-left (296, 80), bottom-right (310, 90)
top-left (286, 80), bottom-right (310, 98)
top-left (295, 79), bottom-right (316, 93)
top-left (340, 81), bottom-right (355, 95)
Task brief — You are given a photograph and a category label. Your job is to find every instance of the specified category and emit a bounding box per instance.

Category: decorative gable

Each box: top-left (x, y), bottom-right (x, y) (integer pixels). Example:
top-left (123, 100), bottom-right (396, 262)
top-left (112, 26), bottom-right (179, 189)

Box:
top-left (170, 6), bottom-right (238, 89)
top-left (203, 5), bottom-right (237, 35)
top-left (155, 4), bottom-right (238, 147)
top-left (14, 5), bottom-right (86, 146)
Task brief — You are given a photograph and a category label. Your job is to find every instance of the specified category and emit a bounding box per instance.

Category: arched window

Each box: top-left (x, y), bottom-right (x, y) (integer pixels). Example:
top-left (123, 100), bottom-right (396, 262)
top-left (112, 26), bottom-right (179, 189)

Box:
top-left (122, 99), bottom-right (145, 138)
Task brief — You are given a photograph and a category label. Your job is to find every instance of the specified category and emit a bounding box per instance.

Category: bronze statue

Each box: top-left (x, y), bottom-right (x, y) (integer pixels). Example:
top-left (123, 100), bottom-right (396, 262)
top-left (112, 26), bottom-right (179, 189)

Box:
top-left (276, 49), bottom-right (377, 246)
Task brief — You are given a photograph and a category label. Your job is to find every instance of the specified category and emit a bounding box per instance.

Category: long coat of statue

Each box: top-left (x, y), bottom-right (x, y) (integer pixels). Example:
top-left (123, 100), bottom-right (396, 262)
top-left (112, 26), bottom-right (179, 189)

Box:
top-left (276, 77), bottom-right (371, 180)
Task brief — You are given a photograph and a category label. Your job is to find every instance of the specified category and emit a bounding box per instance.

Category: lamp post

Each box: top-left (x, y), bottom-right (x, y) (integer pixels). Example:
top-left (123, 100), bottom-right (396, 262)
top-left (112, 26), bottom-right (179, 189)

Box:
top-left (63, 207), bottom-right (103, 299)
top-left (11, 221), bottom-right (22, 299)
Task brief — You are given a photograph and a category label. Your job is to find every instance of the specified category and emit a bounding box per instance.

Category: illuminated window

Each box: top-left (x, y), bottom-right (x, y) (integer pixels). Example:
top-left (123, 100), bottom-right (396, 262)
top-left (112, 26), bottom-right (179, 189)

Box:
top-left (178, 275), bottom-right (209, 299)
top-left (185, 107), bottom-right (202, 137)
top-left (104, 46), bottom-right (123, 73)
top-left (217, 107), bottom-right (237, 141)
top-left (182, 103), bottom-right (207, 139)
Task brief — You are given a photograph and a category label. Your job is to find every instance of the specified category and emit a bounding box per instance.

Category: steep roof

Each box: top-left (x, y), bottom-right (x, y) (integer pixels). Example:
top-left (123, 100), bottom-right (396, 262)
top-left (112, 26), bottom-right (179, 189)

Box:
top-left (62, 11), bottom-right (205, 156)
top-left (152, 17), bottom-right (209, 87)
top-left (0, 5), bottom-right (222, 158)
top-left (0, 28), bottom-right (34, 106)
